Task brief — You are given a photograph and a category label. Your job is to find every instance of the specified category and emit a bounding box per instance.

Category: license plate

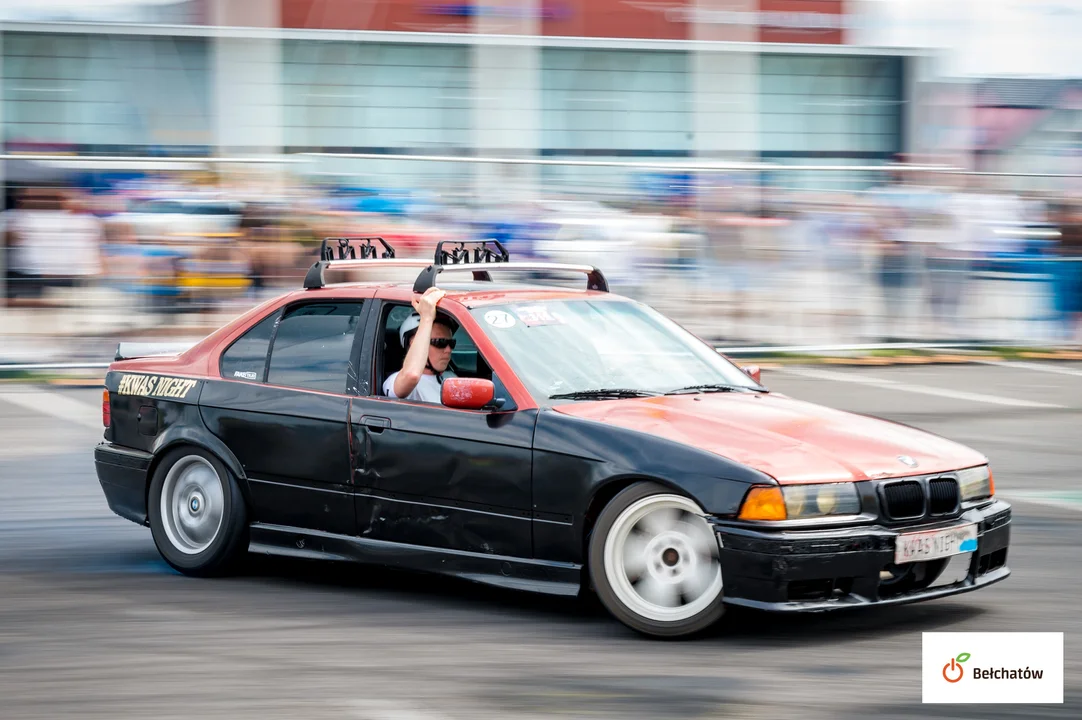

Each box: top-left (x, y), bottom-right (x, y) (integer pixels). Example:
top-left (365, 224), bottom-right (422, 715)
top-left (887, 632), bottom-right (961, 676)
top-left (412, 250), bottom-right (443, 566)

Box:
top-left (894, 524), bottom-right (978, 565)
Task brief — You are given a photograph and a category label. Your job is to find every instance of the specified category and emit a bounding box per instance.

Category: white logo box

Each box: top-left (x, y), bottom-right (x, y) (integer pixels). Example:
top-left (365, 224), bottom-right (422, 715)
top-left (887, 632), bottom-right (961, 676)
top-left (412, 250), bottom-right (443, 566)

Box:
top-left (923, 632), bottom-right (1064, 704)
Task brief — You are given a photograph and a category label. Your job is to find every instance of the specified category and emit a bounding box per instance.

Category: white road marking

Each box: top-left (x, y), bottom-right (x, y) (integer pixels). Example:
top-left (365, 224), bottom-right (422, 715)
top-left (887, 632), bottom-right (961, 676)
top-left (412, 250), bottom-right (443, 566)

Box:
top-left (0, 390), bottom-right (103, 430)
top-left (775, 367), bottom-right (1065, 409)
top-left (999, 491), bottom-right (1082, 513)
top-left (975, 360), bottom-right (1082, 378)
top-left (348, 700), bottom-right (455, 720)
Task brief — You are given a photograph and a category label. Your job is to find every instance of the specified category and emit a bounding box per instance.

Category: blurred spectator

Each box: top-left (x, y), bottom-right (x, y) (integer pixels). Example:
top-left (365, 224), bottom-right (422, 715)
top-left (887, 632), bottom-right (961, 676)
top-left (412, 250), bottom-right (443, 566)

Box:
top-left (3, 163), bottom-right (1082, 348)
top-left (1051, 201), bottom-right (1082, 344)
top-left (63, 191), bottom-right (105, 286)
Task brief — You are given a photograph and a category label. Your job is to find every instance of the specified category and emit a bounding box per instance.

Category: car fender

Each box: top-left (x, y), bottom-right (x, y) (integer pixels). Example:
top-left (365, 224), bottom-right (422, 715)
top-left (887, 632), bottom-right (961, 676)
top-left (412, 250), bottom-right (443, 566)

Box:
top-left (534, 408), bottom-right (772, 513)
top-left (149, 424), bottom-right (251, 503)
top-left (531, 408), bottom-right (775, 564)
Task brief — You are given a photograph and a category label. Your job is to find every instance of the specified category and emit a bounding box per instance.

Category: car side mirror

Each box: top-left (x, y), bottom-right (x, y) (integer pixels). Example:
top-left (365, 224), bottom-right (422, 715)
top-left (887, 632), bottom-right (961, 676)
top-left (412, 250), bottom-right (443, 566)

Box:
top-left (441, 377), bottom-right (495, 410)
top-left (741, 365), bottom-right (761, 384)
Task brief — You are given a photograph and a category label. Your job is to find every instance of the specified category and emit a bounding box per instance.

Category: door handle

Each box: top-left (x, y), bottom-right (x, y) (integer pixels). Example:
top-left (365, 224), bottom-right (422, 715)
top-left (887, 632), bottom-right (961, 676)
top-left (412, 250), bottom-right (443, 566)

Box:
top-left (360, 416), bottom-right (391, 433)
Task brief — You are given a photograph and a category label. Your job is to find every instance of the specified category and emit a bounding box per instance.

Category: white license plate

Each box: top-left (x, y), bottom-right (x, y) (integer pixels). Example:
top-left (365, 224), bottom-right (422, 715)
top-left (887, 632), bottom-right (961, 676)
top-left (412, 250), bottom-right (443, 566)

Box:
top-left (894, 524), bottom-right (978, 565)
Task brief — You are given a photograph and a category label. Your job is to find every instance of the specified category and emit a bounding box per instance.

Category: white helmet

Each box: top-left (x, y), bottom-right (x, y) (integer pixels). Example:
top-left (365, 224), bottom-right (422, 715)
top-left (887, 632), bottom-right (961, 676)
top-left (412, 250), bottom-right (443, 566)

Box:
top-left (399, 313), bottom-right (456, 348)
top-left (399, 313), bottom-right (422, 348)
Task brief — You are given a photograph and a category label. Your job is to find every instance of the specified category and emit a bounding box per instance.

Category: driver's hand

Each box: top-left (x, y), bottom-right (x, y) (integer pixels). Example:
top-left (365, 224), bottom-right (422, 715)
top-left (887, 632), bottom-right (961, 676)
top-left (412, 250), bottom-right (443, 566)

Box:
top-left (412, 287), bottom-right (446, 319)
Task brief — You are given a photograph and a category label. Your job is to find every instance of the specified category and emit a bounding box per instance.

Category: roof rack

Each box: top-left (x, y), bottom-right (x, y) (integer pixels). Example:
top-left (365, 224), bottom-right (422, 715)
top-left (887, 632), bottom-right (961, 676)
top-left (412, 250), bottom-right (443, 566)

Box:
top-left (436, 239), bottom-right (509, 266)
top-left (431, 239), bottom-right (509, 283)
top-left (303, 237), bottom-right (430, 289)
top-left (302, 236), bottom-right (609, 294)
top-left (321, 236), bottom-right (396, 261)
top-left (413, 239), bottom-right (608, 293)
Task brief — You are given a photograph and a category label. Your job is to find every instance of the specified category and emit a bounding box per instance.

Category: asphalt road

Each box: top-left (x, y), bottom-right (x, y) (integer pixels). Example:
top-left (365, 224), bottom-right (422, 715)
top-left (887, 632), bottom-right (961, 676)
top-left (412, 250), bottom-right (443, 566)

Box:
top-left (0, 362), bottom-right (1079, 719)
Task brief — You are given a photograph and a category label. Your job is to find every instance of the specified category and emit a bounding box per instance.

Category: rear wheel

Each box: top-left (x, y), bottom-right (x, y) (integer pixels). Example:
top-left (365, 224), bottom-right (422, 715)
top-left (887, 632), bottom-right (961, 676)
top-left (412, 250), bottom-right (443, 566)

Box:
top-left (588, 482), bottom-right (725, 638)
top-left (148, 447), bottom-right (248, 577)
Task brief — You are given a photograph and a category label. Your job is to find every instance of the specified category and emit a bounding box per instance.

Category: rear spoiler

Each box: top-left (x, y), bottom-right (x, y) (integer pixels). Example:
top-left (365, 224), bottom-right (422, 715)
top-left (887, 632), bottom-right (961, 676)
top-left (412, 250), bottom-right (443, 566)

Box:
top-left (115, 342), bottom-right (196, 362)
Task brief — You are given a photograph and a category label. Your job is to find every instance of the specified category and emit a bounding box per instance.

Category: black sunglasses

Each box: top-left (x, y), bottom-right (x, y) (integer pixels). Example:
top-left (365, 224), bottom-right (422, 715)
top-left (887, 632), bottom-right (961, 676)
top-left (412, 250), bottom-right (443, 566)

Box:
top-left (430, 338), bottom-right (457, 350)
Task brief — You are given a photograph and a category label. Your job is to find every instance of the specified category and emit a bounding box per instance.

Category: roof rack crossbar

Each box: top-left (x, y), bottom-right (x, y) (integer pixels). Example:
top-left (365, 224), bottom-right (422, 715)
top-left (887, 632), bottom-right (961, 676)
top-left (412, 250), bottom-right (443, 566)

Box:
top-left (304, 236), bottom-right (430, 289)
top-left (304, 258), bottom-right (432, 289)
top-left (412, 261), bottom-right (609, 294)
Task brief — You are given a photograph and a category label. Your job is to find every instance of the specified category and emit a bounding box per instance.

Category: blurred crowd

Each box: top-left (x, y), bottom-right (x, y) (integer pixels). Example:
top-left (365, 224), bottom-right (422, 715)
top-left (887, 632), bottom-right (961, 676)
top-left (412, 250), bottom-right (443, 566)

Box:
top-left (2, 166), bottom-right (1081, 348)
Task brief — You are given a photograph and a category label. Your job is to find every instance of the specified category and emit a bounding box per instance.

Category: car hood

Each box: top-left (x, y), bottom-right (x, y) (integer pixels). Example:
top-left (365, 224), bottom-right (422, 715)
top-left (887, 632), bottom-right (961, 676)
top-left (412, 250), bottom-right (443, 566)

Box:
top-left (551, 392), bottom-right (986, 484)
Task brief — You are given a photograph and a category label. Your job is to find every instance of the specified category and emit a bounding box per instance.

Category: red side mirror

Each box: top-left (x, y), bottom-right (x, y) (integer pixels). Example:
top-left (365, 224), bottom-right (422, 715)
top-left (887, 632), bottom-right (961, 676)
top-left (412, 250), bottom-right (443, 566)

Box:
top-left (441, 377), bottom-right (495, 410)
top-left (741, 365), bottom-right (761, 384)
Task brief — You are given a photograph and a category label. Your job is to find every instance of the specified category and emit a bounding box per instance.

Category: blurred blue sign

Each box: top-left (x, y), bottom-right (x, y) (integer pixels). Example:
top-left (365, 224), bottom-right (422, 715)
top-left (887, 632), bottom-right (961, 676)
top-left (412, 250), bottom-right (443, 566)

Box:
top-left (422, 2), bottom-right (572, 20)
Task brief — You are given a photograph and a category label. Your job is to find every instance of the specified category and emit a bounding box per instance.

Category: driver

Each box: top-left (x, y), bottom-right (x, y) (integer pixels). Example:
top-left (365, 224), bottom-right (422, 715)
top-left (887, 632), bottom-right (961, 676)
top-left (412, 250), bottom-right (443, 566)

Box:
top-left (384, 287), bottom-right (457, 403)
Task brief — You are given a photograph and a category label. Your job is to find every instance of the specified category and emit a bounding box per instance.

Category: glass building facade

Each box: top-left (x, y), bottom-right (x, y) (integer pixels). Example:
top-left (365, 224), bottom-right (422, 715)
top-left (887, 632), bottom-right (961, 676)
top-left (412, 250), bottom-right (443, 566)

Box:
top-left (1, 31), bottom-right (903, 159)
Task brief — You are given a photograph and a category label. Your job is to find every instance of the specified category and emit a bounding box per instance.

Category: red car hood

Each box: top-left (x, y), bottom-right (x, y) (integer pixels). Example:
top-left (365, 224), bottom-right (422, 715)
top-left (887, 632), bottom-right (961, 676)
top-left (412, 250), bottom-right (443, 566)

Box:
top-left (552, 393), bottom-right (986, 484)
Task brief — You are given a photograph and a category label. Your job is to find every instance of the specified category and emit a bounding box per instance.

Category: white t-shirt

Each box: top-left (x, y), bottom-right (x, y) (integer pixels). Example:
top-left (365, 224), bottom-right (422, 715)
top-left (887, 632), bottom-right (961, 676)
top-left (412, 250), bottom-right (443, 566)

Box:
top-left (383, 370), bottom-right (456, 404)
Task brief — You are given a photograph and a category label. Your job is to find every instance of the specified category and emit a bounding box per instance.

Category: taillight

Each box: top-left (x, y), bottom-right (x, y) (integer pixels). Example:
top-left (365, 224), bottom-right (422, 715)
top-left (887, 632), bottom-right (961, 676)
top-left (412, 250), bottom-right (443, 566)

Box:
top-left (102, 389), bottom-right (111, 427)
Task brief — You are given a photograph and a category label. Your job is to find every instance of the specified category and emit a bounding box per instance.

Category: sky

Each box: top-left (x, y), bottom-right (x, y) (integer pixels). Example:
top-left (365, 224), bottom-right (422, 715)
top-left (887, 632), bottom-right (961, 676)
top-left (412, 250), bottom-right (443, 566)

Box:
top-left (851, 0), bottom-right (1082, 78)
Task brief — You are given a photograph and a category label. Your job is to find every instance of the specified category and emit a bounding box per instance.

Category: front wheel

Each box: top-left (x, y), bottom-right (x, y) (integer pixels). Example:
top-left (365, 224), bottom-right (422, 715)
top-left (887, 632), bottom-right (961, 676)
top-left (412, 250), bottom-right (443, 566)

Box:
top-left (148, 446), bottom-right (248, 577)
top-left (588, 482), bottom-right (725, 638)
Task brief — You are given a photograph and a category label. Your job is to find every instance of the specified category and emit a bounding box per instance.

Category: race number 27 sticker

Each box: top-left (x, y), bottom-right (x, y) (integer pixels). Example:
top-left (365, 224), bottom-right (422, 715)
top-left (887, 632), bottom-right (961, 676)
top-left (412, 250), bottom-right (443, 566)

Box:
top-left (484, 310), bottom-right (516, 328)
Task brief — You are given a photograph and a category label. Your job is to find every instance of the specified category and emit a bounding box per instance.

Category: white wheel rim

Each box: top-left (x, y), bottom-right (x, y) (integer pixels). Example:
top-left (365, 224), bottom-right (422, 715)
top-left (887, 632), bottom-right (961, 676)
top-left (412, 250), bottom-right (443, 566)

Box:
top-left (160, 456), bottom-right (225, 555)
top-left (603, 494), bottom-right (723, 623)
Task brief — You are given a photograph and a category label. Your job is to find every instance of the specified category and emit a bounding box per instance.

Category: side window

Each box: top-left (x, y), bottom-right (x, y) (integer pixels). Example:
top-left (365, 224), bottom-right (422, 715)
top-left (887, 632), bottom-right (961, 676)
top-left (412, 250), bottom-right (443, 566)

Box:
top-left (377, 304), bottom-right (513, 408)
top-left (220, 312), bottom-right (278, 382)
top-left (266, 302), bottom-right (364, 394)
top-left (449, 325), bottom-right (514, 408)
top-left (449, 327), bottom-right (484, 378)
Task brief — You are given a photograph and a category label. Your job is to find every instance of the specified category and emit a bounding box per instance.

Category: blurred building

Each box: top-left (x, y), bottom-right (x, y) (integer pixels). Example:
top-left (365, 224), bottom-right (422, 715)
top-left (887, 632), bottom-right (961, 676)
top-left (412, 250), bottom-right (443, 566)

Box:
top-left (0, 1), bottom-right (915, 193)
top-left (971, 79), bottom-right (1082, 193)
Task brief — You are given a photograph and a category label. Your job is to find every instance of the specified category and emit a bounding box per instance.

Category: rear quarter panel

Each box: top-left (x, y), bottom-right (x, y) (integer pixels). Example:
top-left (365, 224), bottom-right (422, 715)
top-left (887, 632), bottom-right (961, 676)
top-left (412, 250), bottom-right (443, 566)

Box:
top-left (106, 370), bottom-right (205, 454)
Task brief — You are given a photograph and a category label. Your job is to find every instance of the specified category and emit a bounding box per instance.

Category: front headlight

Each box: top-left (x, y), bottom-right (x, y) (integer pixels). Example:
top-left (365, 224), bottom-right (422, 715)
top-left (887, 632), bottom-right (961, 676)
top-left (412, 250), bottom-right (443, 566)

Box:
top-left (782, 483), bottom-right (862, 519)
top-left (958, 465), bottom-right (994, 501)
top-left (738, 483), bottom-right (862, 521)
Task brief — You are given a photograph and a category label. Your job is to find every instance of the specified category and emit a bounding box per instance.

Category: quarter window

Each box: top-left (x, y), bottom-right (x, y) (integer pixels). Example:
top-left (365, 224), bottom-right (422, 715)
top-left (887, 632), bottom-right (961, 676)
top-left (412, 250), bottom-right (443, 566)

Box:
top-left (220, 313), bottom-right (278, 382)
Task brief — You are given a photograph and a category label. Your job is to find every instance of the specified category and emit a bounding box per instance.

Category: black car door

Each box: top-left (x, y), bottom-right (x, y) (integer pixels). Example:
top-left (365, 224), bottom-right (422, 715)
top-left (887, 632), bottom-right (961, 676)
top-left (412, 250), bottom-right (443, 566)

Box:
top-left (199, 299), bottom-right (368, 536)
top-left (350, 301), bottom-right (536, 559)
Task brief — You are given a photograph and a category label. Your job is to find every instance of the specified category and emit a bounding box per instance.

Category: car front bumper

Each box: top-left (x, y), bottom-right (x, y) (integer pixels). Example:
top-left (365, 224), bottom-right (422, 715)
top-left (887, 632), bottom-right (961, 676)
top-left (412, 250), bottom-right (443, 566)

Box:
top-left (94, 443), bottom-right (153, 526)
top-left (711, 499), bottom-right (1011, 612)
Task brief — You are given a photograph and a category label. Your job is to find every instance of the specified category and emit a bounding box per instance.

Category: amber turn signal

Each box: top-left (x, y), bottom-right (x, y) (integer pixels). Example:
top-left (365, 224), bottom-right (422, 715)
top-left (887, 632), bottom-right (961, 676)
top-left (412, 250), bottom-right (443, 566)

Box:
top-left (988, 468), bottom-right (995, 497)
top-left (102, 389), bottom-right (111, 428)
top-left (738, 485), bottom-right (787, 521)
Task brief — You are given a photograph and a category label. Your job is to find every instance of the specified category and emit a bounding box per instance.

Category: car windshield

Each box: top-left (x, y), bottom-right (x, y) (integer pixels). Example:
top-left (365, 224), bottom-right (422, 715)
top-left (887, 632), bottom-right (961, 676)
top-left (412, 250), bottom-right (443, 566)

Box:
top-left (471, 298), bottom-right (761, 401)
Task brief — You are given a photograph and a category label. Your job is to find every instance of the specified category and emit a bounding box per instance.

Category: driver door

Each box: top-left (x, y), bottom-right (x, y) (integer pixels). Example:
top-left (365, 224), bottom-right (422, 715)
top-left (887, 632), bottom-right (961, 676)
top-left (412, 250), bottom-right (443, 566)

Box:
top-left (349, 300), bottom-right (537, 559)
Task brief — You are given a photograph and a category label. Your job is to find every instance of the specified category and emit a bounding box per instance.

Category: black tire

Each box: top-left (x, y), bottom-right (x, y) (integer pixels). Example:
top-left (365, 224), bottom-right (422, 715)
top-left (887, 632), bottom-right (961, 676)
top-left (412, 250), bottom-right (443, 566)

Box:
top-left (588, 481), bottom-right (726, 638)
top-left (148, 446), bottom-right (248, 577)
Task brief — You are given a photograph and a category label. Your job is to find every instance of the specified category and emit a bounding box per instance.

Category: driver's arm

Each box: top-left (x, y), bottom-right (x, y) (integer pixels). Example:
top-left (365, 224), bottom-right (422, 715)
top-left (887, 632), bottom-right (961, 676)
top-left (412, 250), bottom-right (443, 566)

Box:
top-left (392, 287), bottom-right (444, 398)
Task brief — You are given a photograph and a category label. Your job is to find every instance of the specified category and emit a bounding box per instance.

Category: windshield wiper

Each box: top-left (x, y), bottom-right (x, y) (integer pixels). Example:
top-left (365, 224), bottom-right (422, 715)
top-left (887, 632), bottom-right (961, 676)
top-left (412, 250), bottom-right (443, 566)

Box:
top-left (664, 383), bottom-right (749, 395)
top-left (549, 388), bottom-right (661, 400)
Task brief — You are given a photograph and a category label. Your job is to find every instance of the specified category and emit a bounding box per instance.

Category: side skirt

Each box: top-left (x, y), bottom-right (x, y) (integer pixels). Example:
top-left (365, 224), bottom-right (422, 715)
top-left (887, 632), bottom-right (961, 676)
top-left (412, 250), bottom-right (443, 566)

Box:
top-left (247, 523), bottom-right (583, 597)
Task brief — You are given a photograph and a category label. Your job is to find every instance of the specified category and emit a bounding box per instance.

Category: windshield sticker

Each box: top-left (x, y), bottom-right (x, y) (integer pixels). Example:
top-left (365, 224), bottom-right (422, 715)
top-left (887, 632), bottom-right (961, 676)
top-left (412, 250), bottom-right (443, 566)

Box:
top-left (484, 310), bottom-right (516, 328)
top-left (514, 305), bottom-right (566, 327)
